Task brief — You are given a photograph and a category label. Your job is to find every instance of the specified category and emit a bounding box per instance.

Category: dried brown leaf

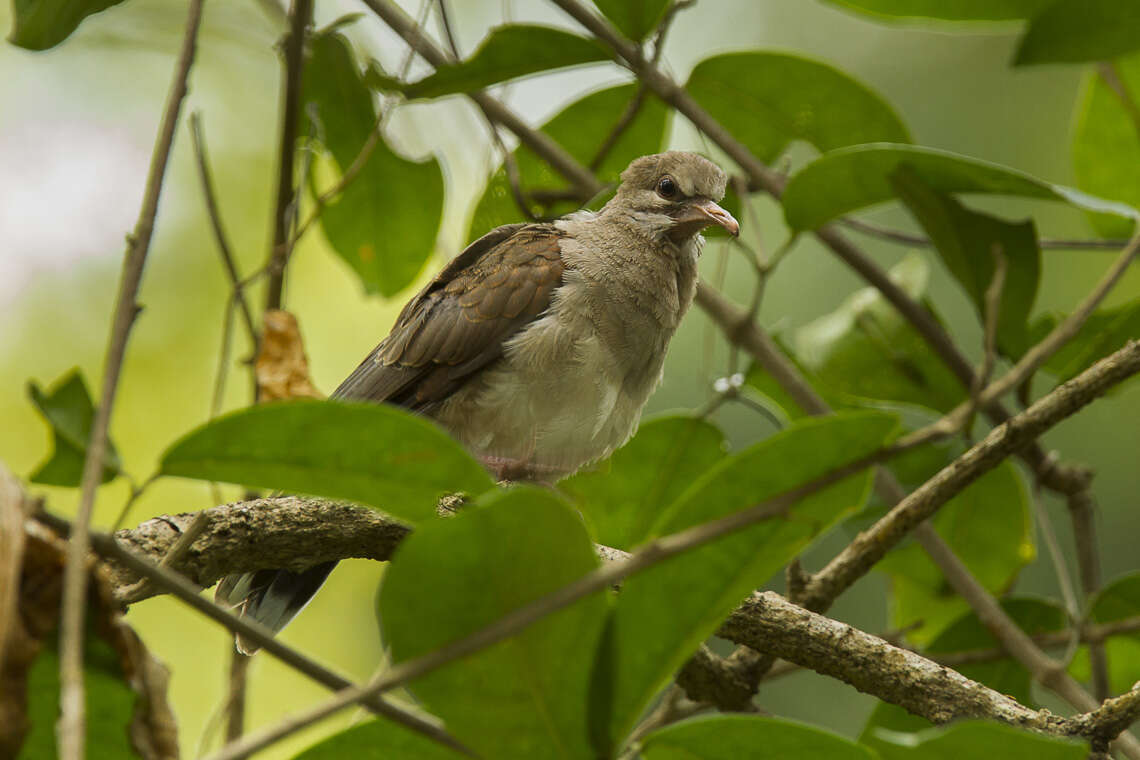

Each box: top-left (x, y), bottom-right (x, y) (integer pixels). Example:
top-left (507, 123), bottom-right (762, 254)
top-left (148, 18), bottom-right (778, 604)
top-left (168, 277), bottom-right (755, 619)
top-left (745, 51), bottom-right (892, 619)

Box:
top-left (255, 309), bottom-right (324, 401)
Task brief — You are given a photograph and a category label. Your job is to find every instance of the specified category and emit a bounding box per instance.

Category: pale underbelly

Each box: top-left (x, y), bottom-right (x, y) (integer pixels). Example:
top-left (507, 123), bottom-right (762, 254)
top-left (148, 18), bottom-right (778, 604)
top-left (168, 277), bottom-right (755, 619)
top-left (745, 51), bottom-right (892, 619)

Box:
top-left (431, 333), bottom-right (660, 480)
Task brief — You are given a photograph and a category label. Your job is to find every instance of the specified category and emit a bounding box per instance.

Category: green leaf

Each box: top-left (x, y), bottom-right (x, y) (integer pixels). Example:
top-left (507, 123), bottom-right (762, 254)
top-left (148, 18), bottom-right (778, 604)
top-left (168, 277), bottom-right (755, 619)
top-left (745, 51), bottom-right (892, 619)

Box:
top-left (792, 253), bottom-right (967, 412)
top-left (370, 25), bottom-right (610, 100)
top-left (891, 166), bottom-right (1040, 357)
top-left (592, 0), bottom-right (669, 41)
top-left (876, 462), bottom-right (1035, 644)
top-left (1084, 573), bottom-right (1140, 695)
top-left (605, 411), bottom-right (898, 748)
top-left (291, 719), bottom-right (467, 759)
top-left (1073, 54), bottom-right (1140, 238)
top-left (467, 83), bottom-right (669, 240)
top-left (745, 359), bottom-right (812, 423)
top-left (642, 715), bottom-right (877, 760)
top-left (8, 0), bottom-right (125, 50)
top-left (378, 487), bottom-right (608, 759)
top-left (27, 369), bottom-right (121, 487)
top-left (1014, 0), bottom-right (1140, 66)
top-left (1037, 297), bottom-right (1140, 383)
top-left (686, 52), bottom-right (910, 165)
top-left (559, 415), bottom-right (728, 550)
top-left (306, 31), bottom-right (444, 296)
top-left (22, 638), bottom-right (138, 759)
top-left (817, 0), bottom-right (1054, 22)
top-left (159, 400), bottom-right (494, 524)
top-left (866, 721), bottom-right (1085, 760)
top-left (782, 143), bottom-right (1140, 232)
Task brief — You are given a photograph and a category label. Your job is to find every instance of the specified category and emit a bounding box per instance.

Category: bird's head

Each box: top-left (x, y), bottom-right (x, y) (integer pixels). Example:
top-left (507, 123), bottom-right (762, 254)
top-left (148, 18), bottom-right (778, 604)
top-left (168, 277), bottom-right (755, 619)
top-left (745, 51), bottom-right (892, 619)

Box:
top-left (608, 151), bottom-right (739, 243)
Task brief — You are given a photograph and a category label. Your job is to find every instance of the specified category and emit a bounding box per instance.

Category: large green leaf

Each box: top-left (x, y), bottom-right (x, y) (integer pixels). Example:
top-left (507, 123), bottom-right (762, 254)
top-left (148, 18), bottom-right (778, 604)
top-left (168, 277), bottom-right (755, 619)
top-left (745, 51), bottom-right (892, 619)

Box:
top-left (558, 416), bottom-right (728, 550)
top-left (866, 721), bottom-right (1085, 760)
top-left (592, 0), bottom-right (669, 41)
top-left (792, 254), bottom-right (967, 412)
top-left (7, 0), bottom-right (125, 50)
top-left (642, 715), bottom-right (876, 760)
top-left (291, 719), bottom-right (467, 759)
top-left (876, 462), bottom-right (1034, 644)
top-left (782, 143), bottom-right (1139, 232)
top-left (468, 83), bottom-right (669, 240)
top-left (378, 487), bottom-right (608, 759)
top-left (1014, 0), bottom-right (1140, 66)
top-left (27, 369), bottom-right (121, 487)
top-left (371, 25), bottom-right (610, 100)
top-left (818, 0), bottom-right (1054, 22)
top-left (159, 400), bottom-right (494, 524)
top-left (686, 52), bottom-right (910, 165)
top-left (1033, 297), bottom-right (1140, 384)
top-left (605, 412), bottom-right (898, 748)
top-left (306, 31), bottom-right (444, 296)
top-left (1073, 54), bottom-right (1140, 238)
top-left (891, 166), bottom-right (1040, 357)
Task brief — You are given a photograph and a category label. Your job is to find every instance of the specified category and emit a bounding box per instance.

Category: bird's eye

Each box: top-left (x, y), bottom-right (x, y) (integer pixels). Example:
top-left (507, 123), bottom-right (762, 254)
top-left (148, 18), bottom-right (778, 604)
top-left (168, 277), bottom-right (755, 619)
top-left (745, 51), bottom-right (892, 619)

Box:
top-left (656, 176), bottom-right (677, 199)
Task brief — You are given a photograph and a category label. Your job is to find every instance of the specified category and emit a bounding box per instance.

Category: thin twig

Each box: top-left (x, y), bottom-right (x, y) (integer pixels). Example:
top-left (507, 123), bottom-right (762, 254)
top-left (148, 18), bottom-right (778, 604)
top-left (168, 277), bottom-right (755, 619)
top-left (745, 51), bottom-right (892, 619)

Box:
top-left (189, 113), bottom-right (258, 350)
top-left (1032, 486), bottom-right (1082, 628)
top-left (290, 0), bottom-right (430, 249)
top-left (1098, 62), bottom-right (1140, 144)
top-left (962, 244), bottom-right (1008, 439)
top-left (1071, 486), bottom-right (1111, 701)
top-left (117, 510), bottom-right (211, 601)
top-left (264, 0), bottom-right (314, 311)
top-left (840, 217), bottom-right (1130, 251)
top-left (56, 2), bottom-right (206, 756)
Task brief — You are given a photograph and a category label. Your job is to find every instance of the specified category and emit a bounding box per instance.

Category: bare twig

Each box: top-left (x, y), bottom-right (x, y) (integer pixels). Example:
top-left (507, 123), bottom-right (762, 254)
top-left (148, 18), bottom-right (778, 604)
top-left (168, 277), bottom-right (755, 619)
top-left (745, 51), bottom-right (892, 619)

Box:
top-left (189, 113), bottom-right (258, 350)
top-left (1031, 486), bottom-right (1081, 628)
top-left (116, 511), bottom-right (210, 602)
top-left (1098, 62), bottom-right (1140, 144)
top-left (264, 0), bottom-right (314, 311)
top-left (840, 217), bottom-right (1131, 251)
top-left (1071, 485), bottom-right (1111, 701)
top-left (56, 2), bottom-right (206, 756)
top-left (962, 245), bottom-right (1008, 438)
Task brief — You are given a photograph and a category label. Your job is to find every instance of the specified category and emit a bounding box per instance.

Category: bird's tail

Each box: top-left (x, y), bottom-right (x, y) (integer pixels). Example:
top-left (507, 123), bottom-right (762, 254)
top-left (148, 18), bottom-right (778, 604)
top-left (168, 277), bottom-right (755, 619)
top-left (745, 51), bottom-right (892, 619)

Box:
top-left (215, 561), bottom-right (338, 655)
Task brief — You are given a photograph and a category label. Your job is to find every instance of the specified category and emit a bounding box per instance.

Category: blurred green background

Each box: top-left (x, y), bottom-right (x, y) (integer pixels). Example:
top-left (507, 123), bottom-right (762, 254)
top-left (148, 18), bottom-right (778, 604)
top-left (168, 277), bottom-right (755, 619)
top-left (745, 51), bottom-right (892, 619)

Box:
top-left (1, 0), bottom-right (1137, 756)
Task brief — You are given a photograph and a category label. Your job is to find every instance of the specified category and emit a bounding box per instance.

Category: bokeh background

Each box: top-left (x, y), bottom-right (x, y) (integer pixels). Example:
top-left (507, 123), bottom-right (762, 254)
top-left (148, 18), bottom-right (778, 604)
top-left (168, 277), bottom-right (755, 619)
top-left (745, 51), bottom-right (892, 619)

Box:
top-left (2, 0), bottom-right (1137, 756)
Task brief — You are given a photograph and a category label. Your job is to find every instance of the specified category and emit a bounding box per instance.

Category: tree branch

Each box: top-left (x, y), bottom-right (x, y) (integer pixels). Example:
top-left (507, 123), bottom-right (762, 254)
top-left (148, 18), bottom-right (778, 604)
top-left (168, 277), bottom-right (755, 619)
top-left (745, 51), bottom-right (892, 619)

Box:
top-left (56, 2), bottom-right (206, 756)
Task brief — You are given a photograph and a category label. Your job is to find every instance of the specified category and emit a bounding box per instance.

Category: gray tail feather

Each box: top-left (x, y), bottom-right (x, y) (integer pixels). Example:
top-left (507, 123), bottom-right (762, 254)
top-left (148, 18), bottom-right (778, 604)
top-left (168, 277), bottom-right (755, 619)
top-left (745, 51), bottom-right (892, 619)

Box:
top-left (215, 561), bottom-right (338, 655)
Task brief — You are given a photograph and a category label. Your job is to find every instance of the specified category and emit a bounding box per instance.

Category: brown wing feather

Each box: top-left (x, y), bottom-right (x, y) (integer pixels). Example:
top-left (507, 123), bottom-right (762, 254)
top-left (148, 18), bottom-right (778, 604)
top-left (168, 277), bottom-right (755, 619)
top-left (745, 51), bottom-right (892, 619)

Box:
top-left (331, 223), bottom-right (565, 410)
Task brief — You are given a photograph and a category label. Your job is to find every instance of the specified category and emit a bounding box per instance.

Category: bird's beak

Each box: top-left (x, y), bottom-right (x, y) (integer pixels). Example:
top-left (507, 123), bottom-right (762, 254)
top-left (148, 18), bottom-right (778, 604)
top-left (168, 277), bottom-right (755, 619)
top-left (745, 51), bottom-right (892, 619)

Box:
top-left (681, 198), bottom-right (740, 237)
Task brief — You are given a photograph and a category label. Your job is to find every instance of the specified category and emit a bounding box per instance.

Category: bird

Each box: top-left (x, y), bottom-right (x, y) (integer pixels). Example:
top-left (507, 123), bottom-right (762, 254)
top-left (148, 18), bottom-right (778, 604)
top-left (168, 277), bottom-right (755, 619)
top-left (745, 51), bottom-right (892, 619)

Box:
top-left (216, 151), bottom-right (739, 653)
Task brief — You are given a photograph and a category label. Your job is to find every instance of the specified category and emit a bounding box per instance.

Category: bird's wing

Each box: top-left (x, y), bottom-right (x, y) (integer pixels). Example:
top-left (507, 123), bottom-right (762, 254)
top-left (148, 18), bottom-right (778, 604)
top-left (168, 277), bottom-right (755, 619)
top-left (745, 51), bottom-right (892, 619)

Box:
top-left (331, 222), bottom-right (566, 410)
